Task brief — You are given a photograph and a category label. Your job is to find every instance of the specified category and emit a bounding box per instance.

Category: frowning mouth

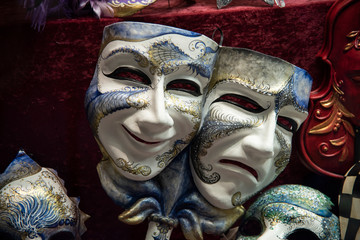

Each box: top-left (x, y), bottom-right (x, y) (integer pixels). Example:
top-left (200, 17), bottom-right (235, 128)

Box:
top-left (122, 125), bottom-right (161, 145)
top-left (219, 159), bottom-right (258, 180)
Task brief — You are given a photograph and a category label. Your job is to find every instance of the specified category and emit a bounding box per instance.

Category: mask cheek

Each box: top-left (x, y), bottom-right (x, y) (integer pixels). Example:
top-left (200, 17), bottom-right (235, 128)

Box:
top-left (165, 93), bottom-right (202, 138)
top-left (126, 90), bottom-right (150, 109)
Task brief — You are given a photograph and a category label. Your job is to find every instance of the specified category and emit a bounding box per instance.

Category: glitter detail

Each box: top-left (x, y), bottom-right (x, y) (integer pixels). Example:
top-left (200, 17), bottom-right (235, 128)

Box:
top-left (112, 158), bottom-right (151, 176)
top-left (191, 110), bottom-right (260, 184)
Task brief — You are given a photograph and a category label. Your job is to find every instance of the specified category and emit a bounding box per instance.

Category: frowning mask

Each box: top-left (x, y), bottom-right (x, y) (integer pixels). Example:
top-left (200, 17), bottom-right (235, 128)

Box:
top-left (190, 47), bottom-right (312, 209)
top-left (236, 185), bottom-right (340, 240)
top-left (85, 22), bottom-right (218, 181)
top-left (0, 150), bottom-right (89, 240)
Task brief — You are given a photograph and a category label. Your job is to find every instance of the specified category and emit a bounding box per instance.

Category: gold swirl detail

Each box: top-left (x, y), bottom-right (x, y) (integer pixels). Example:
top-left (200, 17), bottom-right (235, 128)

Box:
top-left (155, 93), bottom-right (201, 168)
top-left (309, 82), bottom-right (355, 162)
top-left (344, 30), bottom-right (360, 51)
top-left (113, 158), bottom-right (151, 176)
top-left (126, 94), bottom-right (149, 110)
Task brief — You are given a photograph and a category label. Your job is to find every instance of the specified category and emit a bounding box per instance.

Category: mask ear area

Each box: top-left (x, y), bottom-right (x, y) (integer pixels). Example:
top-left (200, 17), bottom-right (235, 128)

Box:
top-left (286, 229), bottom-right (320, 240)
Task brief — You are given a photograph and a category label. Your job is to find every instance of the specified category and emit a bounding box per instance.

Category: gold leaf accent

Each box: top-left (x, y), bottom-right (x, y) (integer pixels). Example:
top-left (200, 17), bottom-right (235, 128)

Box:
top-left (339, 146), bottom-right (349, 162)
top-left (320, 92), bottom-right (335, 108)
top-left (329, 135), bottom-right (347, 147)
top-left (310, 87), bottom-right (354, 135)
top-left (333, 83), bottom-right (345, 95)
top-left (343, 120), bottom-right (355, 137)
top-left (344, 43), bottom-right (355, 51)
top-left (347, 30), bottom-right (359, 38)
top-left (309, 108), bottom-right (337, 134)
top-left (338, 102), bottom-right (355, 118)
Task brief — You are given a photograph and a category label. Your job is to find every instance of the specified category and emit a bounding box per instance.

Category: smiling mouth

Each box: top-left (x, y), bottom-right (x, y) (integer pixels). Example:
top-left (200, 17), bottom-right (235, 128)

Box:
top-left (122, 125), bottom-right (162, 145)
top-left (219, 159), bottom-right (258, 180)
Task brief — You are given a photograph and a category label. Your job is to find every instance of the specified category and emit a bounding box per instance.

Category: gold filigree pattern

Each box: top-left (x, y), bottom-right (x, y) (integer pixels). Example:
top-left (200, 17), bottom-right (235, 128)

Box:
top-left (274, 131), bottom-right (291, 174)
top-left (133, 51), bottom-right (150, 68)
top-left (0, 169), bottom-right (78, 238)
top-left (112, 158), bottom-right (151, 176)
top-left (108, 0), bottom-right (157, 17)
top-left (155, 92), bottom-right (201, 169)
top-left (208, 78), bottom-right (274, 97)
top-left (344, 30), bottom-right (360, 51)
top-left (309, 83), bottom-right (355, 162)
top-left (126, 92), bottom-right (149, 109)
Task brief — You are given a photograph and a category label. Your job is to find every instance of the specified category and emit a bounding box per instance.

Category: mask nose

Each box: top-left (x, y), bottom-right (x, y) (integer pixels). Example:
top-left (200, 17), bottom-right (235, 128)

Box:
top-left (241, 112), bottom-right (278, 159)
top-left (124, 82), bottom-right (175, 136)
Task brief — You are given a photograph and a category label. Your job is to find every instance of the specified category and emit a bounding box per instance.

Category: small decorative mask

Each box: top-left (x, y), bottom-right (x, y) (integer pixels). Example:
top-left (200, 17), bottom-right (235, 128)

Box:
top-left (236, 184), bottom-right (340, 240)
top-left (216, 0), bottom-right (285, 9)
top-left (0, 150), bottom-right (89, 240)
top-left (85, 21), bottom-right (218, 181)
top-left (79, 0), bottom-right (158, 18)
top-left (191, 47), bottom-right (312, 209)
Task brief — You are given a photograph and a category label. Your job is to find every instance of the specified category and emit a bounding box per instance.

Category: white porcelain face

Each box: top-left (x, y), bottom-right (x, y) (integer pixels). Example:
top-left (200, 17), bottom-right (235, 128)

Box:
top-left (190, 47), bottom-right (312, 209)
top-left (85, 22), bottom-right (218, 181)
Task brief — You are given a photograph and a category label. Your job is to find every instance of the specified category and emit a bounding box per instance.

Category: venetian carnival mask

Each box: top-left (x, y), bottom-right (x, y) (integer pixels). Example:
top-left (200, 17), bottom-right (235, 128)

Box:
top-left (85, 21), bottom-right (218, 181)
top-left (0, 150), bottom-right (89, 240)
top-left (190, 47), bottom-right (312, 209)
top-left (236, 185), bottom-right (340, 240)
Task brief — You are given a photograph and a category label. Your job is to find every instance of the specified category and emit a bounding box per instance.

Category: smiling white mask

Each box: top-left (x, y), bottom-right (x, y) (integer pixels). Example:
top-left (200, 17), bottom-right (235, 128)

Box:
top-left (190, 47), bottom-right (312, 209)
top-left (85, 22), bottom-right (218, 181)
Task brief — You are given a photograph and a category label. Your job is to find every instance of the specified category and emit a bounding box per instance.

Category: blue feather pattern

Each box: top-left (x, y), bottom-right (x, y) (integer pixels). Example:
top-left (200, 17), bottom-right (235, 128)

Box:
top-left (0, 193), bottom-right (75, 239)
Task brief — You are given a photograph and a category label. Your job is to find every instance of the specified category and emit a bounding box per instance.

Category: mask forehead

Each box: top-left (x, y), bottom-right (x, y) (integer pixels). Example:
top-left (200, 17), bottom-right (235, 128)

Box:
top-left (100, 34), bottom-right (216, 81)
top-left (277, 67), bottom-right (312, 113)
top-left (208, 47), bottom-right (312, 113)
top-left (208, 47), bottom-right (294, 94)
top-left (86, 22), bottom-right (219, 131)
top-left (101, 21), bottom-right (202, 46)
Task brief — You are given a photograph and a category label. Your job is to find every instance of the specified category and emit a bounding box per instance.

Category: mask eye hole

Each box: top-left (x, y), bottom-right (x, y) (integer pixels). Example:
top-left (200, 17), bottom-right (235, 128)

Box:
top-left (49, 231), bottom-right (75, 240)
top-left (166, 79), bottom-right (201, 96)
top-left (104, 67), bottom-right (151, 85)
top-left (286, 229), bottom-right (320, 240)
top-left (215, 94), bottom-right (265, 113)
top-left (238, 217), bottom-right (263, 236)
top-left (277, 116), bottom-right (298, 133)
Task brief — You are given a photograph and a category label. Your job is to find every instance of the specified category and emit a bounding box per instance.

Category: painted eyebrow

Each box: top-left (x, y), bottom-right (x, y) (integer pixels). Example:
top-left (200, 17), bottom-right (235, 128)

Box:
top-left (208, 78), bottom-right (273, 97)
top-left (101, 46), bottom-right (147, 61)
